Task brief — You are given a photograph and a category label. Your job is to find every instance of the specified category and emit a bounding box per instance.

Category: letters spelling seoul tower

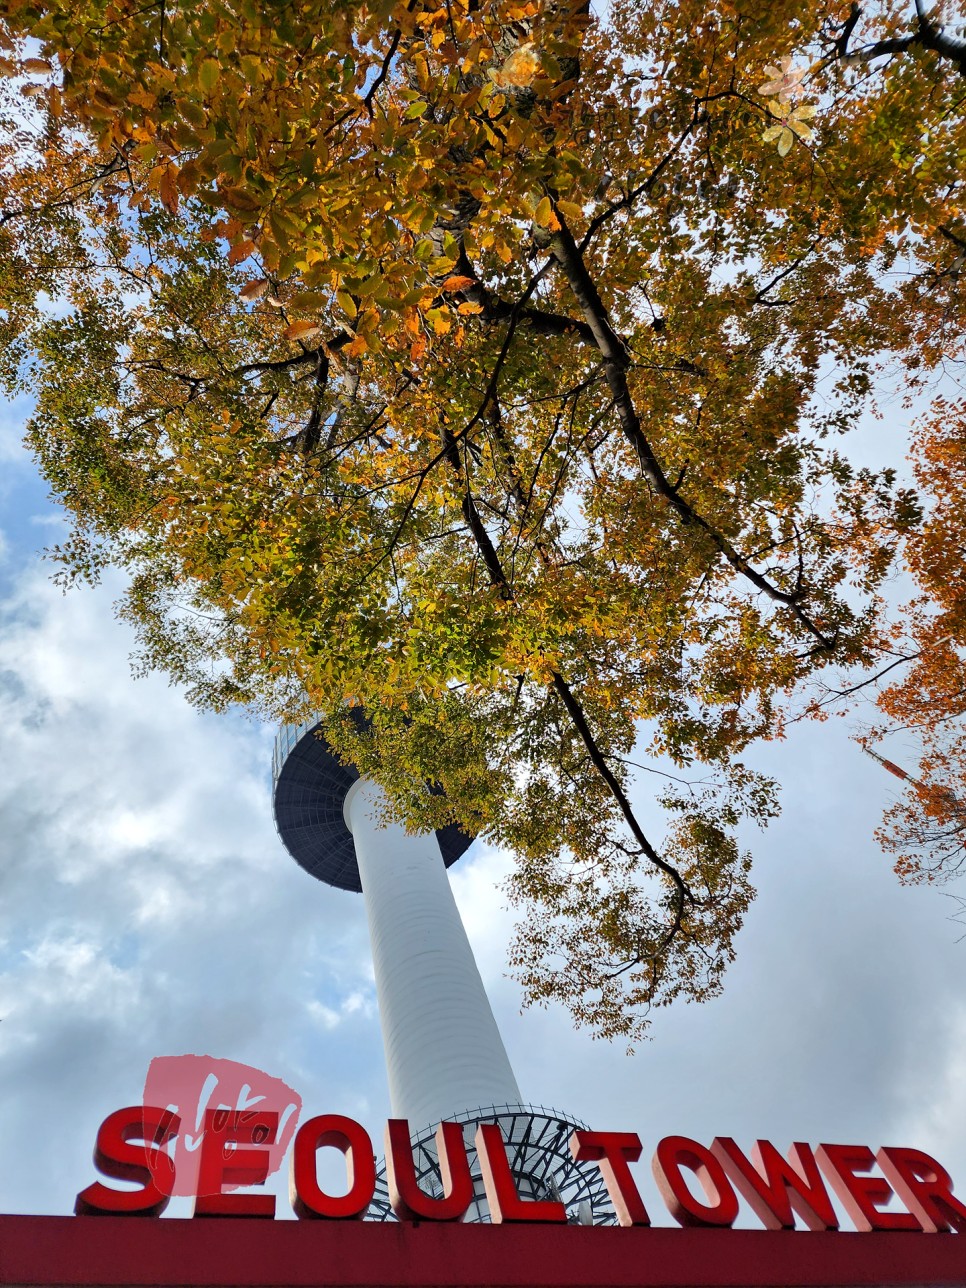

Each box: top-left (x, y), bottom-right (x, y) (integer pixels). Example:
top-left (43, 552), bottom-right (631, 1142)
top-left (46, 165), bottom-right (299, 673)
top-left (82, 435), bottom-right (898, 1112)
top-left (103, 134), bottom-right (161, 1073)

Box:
top-left (272, 719), bottom-right (612, 1223)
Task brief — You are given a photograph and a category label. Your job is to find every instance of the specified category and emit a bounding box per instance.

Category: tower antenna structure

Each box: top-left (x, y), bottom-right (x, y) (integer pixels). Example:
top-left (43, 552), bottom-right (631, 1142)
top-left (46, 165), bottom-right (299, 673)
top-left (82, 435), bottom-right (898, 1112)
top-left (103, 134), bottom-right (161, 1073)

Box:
top-left (861, 744), bottom-right (916, 785)
top-left (272, 717), bottom-right (613, 1223)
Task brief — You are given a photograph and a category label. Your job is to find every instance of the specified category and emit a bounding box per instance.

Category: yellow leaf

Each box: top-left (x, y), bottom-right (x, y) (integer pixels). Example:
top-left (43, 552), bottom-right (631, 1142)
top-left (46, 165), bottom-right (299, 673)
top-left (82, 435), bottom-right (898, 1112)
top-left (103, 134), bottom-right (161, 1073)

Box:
top-left (457, 301), bottom-right (483, 314)
top-left (555, 199), bottom-right (584, 222)
top-left (534, 196), bottom-right (560, 230)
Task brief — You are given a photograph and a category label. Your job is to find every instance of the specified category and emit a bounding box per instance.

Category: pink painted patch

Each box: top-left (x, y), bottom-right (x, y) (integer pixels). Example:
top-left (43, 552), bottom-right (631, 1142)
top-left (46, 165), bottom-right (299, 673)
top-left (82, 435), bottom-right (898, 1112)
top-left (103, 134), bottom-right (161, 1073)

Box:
top-left (142, 1055), bottom-right (302, 1197)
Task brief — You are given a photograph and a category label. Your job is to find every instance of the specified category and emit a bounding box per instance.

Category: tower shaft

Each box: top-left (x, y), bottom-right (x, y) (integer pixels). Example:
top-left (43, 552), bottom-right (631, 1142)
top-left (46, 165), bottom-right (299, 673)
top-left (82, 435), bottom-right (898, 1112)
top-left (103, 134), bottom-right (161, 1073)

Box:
top-left (344, 779), bottom-right (522, 1130)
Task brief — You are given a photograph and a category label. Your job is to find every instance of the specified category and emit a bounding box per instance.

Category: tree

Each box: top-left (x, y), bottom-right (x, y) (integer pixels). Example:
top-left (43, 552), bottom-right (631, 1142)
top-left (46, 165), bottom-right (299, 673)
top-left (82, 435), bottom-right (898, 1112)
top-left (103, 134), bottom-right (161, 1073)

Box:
top-left (0, 0), bottom-right (963, 1040)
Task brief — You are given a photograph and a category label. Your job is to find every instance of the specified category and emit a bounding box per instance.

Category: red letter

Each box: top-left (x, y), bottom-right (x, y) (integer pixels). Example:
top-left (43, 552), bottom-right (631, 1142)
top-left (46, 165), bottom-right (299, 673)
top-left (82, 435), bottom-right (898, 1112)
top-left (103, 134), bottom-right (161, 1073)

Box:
top-left (711, 1138), bottom-right (838, 1231)
top-left (386, 1120), bottom-right (474, 1222)
top-left (816, 1143), bottom-right (920, 1232)
top-left (652, 1135), bottom-right (739, 1227)
top-left (193, 1108), bottom-right (278, 1217)
top-left (75, 1106), bottom-right (179, 1216)
top-left (290, 1114), bottom-right (375, 1220)
top-left (570, 1130), bottom-right (649, 1227)
top-left (475, 1123), bottom-right (566, 1223)
top-left (876, 1146), bottom-right (966, 1233)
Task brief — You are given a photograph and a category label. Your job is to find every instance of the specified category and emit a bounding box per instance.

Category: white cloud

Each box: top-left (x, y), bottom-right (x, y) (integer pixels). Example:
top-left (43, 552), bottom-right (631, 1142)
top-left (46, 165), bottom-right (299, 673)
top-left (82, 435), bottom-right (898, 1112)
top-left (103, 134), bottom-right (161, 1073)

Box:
top-left (0, 557), bottom-right (382, 1215)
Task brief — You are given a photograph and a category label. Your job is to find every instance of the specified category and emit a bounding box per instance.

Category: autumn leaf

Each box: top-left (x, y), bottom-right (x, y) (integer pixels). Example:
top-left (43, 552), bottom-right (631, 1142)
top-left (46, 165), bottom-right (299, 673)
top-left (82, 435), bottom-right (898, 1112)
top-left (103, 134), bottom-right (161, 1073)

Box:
top-left (227, 239), bottom-right (257, 265)
top-left (216, 185), bottom-right (262, 212)
top-left (533, 196), bottom-right (560, 230)
top-left (555, 199), bottom-right (584, 222)
top-left (283, 319), bottom-right (321, 341)
top-left (239, 278), bottom-right (269, 302)
top-left (441, 275), bottom-right (475, 293)
top-left (158, 164), bottom-right (181, 214)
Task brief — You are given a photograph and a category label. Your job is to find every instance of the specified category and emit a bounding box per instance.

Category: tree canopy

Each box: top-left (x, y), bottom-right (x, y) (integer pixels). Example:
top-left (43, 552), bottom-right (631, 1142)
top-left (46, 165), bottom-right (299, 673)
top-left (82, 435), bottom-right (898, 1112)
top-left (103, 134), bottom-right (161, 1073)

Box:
top-left (0, 0), bottom-right (964, 1040)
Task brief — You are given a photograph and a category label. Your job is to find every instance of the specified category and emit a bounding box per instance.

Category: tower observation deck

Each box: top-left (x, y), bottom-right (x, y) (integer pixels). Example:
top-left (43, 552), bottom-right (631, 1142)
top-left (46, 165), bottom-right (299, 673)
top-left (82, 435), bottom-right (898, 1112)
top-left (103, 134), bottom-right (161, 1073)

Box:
top-left (272, 718), bottom-right (613, 1223)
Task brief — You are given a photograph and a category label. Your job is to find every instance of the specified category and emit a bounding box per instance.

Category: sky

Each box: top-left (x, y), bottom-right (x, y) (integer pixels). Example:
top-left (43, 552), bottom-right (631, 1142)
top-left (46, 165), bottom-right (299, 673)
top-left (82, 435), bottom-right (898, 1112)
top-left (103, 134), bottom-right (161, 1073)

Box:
top-left (1, 382), bottom-right (965, 1229)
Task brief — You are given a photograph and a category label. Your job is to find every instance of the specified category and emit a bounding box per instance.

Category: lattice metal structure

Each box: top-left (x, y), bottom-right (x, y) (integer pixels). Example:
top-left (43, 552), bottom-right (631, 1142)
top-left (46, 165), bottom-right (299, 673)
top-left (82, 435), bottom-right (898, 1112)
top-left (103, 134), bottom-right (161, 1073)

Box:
top-left (368, 1104), bottom-right (616, 1225)
top-left (272, 720), bottom-right (615, 1224)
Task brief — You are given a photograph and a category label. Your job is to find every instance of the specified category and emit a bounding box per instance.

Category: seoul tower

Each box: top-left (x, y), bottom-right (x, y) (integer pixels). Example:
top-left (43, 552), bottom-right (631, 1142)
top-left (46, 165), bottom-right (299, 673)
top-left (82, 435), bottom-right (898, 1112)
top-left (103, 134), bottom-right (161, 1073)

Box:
top-left (272, 718), bottom-right (612, 1222)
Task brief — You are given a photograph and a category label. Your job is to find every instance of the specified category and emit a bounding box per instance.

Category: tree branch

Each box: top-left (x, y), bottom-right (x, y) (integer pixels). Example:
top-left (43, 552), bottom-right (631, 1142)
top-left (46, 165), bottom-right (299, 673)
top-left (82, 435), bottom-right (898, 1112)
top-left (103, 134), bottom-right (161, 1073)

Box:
top-left (437, 417), bottom-right (695, 920)
top-left (831, 0), bottom-right (966, 75)
top-left (542, 214), bottom-right (837, 650)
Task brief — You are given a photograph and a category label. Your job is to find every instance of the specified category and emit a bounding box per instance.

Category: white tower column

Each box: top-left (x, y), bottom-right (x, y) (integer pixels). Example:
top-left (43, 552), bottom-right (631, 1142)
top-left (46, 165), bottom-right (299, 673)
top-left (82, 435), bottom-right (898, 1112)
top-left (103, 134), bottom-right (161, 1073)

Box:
top-left (344, 779), bottom-right (522, 1130)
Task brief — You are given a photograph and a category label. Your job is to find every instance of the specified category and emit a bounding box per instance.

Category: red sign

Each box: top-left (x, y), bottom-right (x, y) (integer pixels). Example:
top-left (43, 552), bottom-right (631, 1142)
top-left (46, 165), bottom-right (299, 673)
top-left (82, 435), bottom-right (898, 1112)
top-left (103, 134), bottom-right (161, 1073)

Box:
top-left (75, 1105), bottom-right (966, 1235)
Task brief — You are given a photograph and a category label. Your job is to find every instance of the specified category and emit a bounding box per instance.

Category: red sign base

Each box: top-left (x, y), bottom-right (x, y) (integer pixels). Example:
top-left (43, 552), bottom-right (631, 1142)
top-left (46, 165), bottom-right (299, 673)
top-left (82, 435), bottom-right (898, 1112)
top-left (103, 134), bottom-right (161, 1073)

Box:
top-left (0, 1215), bottom-right (963, 1287)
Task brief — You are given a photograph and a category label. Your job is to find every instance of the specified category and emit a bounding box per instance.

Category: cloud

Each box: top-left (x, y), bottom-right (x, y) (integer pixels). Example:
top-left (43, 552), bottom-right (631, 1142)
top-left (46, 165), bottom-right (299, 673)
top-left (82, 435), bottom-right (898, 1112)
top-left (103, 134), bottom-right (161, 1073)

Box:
top-left (0, 558), bottom-right (381, 1215)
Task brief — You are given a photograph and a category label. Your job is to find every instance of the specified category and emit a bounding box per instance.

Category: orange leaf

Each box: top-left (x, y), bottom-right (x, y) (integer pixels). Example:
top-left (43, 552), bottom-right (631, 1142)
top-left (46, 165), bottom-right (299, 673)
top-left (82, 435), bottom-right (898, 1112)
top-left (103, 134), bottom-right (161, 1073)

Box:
top-left (217, 184), bottom-right (262, 212)
top-left (283, 320), bottom-right (321, 341)
top-left (228, 238), bottom-right (257, 265)
top-left (441, 275), bottom-right (474, 292)
top-left (159, 163), bottom-right (180, 214)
